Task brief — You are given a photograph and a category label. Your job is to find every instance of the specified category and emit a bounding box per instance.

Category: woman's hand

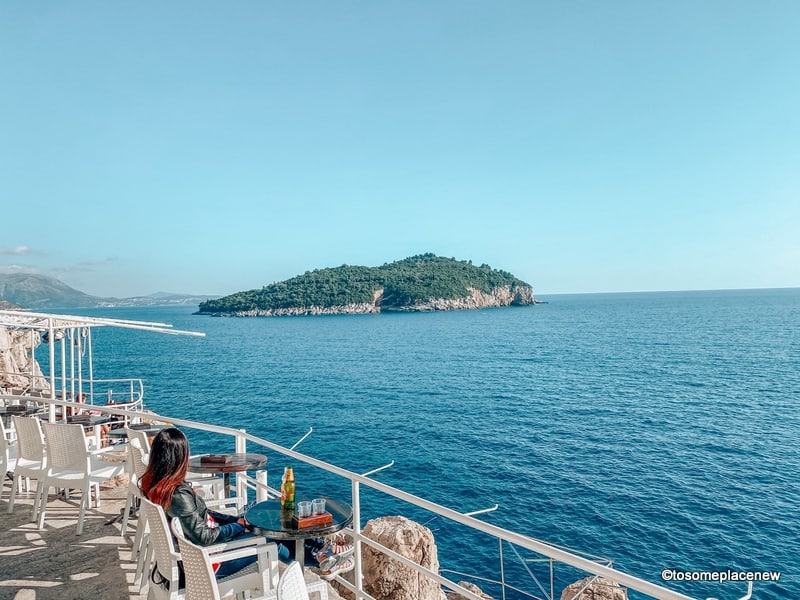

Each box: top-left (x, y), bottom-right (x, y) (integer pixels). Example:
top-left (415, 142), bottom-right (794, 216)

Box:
top-left (237, 517), bottom-right (251, 530)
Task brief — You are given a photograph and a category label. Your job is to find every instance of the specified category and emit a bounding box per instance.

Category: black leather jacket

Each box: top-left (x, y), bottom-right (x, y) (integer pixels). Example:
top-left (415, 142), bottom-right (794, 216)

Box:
top-left (166, 482), bottom-right (245, 546)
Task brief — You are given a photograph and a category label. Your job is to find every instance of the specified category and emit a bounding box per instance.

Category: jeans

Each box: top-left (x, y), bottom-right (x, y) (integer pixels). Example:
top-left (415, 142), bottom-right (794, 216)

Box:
top-left (214, 532), bottom-right (274, 579)
top-left (215, 555), bottom-right (258, 579)
top-left (216, 536), bottom-right (320, 578)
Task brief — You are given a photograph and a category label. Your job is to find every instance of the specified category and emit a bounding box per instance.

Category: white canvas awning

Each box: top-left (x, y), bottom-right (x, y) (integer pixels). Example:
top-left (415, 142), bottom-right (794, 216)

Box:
top-left (0, 309), bottom-right (205, 337)
top-left (0, 309), bottom-right (204, 421)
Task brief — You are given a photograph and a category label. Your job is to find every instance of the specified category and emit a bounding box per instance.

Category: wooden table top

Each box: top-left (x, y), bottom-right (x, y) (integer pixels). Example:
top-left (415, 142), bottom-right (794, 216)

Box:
top-left (187, 452), bottom-right (268, 474)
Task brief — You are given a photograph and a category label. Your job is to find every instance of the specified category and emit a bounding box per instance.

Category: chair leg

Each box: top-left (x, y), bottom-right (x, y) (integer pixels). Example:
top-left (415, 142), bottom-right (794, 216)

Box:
top-left (76, 488), bottom-right (89, 535)
top-left (131, 503), bottom-right (146, 561)
top-left (6, 474), bottom-right (19, 513)
top-left (6, 475), bottom-right (17, 514)
top-left (121, 491), bottom-right (134, 536)
top-left (36, 483), bottom-right (48, 528)
top-left (135, 536), bottom-right (152, 593)
top-left (34, 479), bottom-right (49, 522)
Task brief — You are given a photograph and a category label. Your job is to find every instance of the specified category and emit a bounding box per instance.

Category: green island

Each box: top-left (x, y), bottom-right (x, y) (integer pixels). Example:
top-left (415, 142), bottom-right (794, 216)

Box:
top-left (196, 253), bottom-right (536, 317)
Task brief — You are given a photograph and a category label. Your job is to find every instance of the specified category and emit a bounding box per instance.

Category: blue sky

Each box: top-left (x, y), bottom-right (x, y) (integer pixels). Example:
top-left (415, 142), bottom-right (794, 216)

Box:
top-left (1, 2), bottom-right (798, 298)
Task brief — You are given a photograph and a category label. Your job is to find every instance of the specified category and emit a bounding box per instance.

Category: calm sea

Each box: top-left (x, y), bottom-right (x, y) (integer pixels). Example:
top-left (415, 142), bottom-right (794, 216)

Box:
top-left (66, 289), bottom-right (798, 599)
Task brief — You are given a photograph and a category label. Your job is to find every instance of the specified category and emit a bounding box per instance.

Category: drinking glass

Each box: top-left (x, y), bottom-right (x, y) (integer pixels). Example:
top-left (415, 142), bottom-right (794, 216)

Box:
top-left (312, 498), bottom-right (326, 515)
top-left (296, 501), bottom-right (312, 518)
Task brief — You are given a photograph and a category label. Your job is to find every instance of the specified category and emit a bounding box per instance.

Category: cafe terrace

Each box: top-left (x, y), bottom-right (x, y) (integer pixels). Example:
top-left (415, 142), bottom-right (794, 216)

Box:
top-left (0, 310), bottom-right (734, 600)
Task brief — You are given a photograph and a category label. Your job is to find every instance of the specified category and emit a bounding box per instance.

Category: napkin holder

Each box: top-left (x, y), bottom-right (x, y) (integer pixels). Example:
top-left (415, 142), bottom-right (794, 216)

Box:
top-left (293, 511), bottom-right (333, 528)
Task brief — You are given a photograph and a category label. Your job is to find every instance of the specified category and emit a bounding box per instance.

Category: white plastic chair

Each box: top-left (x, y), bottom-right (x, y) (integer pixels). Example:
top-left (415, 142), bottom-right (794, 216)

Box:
top-left (126, 426), bottom-right (152, 452)
top-left (1, 415), bottom-right (17, 443)
top-left (173, 516), bottom-right (281, 600)
top-left (123, 437), bottom-right (153, 591)
top-left (0, 419), bottom-right (19, 502)
top-left (276, 561), bottom-right (329, 600)
top-left (6, 415), bottom-right (46, 519)
top-left (37, 421), bottom-right (125, 534)
top-left (141, 496), bottom-right (278, 600)
top-left (121, 432), bottom-right (150, 537)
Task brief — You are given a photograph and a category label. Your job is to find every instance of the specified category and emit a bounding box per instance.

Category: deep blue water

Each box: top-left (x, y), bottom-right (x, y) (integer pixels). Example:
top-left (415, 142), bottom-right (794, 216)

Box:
top-left (57, 289), bottom-right (799, 599)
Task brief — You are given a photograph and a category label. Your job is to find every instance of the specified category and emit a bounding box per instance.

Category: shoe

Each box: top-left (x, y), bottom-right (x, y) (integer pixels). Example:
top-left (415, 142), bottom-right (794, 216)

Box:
top-left (320, 554), bottom-right (355, 581)
top-left (314, 540), bottom-right (354, 565)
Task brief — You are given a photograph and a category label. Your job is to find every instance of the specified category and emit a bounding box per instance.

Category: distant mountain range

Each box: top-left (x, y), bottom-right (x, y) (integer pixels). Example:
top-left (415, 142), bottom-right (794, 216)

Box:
top-left (0, 273), bottom-right (217, 310)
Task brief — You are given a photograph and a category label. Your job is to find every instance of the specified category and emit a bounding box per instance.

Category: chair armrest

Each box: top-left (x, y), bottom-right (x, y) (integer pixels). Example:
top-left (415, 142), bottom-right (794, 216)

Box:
top-left (207, 544), bottom-right (266, 563)
top-left (206, 496), bottom-right (246, 514)
top-left (207, 539), bottom-right (280, 596)
top-left (206, 534), bottom-right (269, 554)
top-left (89, 447), bottom-right (127, 463)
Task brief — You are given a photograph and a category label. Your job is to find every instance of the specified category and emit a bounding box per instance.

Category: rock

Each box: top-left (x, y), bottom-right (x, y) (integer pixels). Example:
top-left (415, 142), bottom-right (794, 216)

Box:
top-left (332, 515), bottom-right (447, 600)
top-left (446, 580), bottom-right (494, 599)
top-left (560, 577), bottom-right (628, 600)
top-left (103, 473), bottom-right (130, 489)
top-left (220, 284), bottom-right (536, 317)
top-left (0, 325), bottom-right (48, 390)
top-left (385, 285), bottom-right (535, 312)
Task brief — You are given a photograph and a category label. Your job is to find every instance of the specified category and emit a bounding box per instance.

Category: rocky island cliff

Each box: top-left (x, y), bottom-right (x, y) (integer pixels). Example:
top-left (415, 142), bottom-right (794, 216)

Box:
top-left (196, 254), bottom-right (537, 317)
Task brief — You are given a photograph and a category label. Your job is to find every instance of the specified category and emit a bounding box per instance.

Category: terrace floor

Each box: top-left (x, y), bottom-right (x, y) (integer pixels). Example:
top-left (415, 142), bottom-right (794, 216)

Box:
top-left (1, 476), bottom-right (342, 600)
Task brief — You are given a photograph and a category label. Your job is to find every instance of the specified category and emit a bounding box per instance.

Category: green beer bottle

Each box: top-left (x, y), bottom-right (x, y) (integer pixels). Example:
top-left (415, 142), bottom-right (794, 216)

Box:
top-left (280, 466), bottom-right (296, 510)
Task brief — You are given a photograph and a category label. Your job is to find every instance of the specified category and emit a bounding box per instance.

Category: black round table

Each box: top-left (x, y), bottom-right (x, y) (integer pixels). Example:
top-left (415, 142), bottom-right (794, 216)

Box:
top-left (106, 423), bottom-right (168, 442)
top-left (245, 497), bottom-right (353, 568)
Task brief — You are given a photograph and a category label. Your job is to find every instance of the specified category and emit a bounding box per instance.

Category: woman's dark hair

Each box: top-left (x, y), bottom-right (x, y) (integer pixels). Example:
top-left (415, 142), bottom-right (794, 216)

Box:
top-left (140, 427), bottom-right (190, 510)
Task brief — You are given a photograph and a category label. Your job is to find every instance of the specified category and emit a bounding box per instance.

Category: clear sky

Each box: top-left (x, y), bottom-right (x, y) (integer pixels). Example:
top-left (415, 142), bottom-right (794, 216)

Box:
top-left (1, 2), bottom-right (798, 298)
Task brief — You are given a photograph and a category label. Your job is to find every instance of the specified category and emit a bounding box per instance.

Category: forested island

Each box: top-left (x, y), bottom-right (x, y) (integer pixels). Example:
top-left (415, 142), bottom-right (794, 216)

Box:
top-left (197, 254), bottom-right (536, 317)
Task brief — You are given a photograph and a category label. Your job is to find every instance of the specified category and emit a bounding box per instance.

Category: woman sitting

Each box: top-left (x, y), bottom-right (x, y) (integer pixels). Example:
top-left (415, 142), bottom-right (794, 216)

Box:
top-left (139, 427), bottom-right (257, 579)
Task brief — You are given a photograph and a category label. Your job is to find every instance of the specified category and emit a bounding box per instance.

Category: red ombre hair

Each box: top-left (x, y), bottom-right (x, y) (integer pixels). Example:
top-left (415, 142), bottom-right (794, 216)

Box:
top-left (140, 427), bottom-right (190, 511)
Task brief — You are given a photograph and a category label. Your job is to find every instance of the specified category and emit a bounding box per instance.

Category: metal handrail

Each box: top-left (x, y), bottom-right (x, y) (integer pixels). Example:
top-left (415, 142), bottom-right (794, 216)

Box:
top-left (19, 399), bottom-right (708, 600)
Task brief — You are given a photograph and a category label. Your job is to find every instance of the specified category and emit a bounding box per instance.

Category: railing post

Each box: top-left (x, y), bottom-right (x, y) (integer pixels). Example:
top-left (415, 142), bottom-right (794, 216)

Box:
top-left (351, 478), bottom-right (363, 599)
top-left (236, 429), bottom-right (247, 499)
top-left (256, 470), bottom-right (269, 502)
top-left (499, 538), bottom-right (506, 600)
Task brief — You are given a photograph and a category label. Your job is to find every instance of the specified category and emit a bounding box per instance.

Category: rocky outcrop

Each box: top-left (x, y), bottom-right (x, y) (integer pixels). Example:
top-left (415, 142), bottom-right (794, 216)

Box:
top-left (231, 303), bottom-right (380, 317)
top-left (446, 581), bottom-right (494, 599)
top-left (0, 325), bottom-right (48, 390)
top-left (383, 285), bottom-right (534, 312)
top-left (225, 285), bottom-right (535, 317)
top-left (561, 577), bottom-right (628, 600)
top-left (333, 516), bottom-right (448, 600)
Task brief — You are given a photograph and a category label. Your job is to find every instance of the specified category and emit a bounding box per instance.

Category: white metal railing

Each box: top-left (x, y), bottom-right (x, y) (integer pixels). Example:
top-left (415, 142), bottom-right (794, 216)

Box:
top-left (19, 398), bottom-right (747, 600)
top-left (0, 371), bottom-right (144, 406)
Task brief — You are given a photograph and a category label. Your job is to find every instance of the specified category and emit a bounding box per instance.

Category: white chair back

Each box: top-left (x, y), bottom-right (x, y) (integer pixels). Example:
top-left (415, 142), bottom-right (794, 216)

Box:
top-left (12, 415), bottom-right (44, 463)
top-left (6, 416), bottom-right (46, 517)
top-left (126, 427), bottom-right (152, 453)
top-left (0, 426), bottom-right (17, 501)
top-left (121, 436), bottom-right (149, 538)
top-left (174, 528), bottom-right (223, 600)
top-left (140, 496), bottom-right (182, 600)
top-left (42, 421), bottom-right (90, 472)
top-left (130, 437), bottom-right (149, 480)
top-left (277, 561), bottom-right (309, 600)
top-left (1, 415), bottom-right (16, 442)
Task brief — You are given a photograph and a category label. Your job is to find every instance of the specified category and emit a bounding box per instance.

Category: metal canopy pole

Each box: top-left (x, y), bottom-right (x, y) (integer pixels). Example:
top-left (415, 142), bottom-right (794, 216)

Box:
top-left (48, 318), bottom-right (56, 422)
top-left (60, 334), bottom-right (66, 402)
top-left (87, 327), bottom-right (94, 403)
